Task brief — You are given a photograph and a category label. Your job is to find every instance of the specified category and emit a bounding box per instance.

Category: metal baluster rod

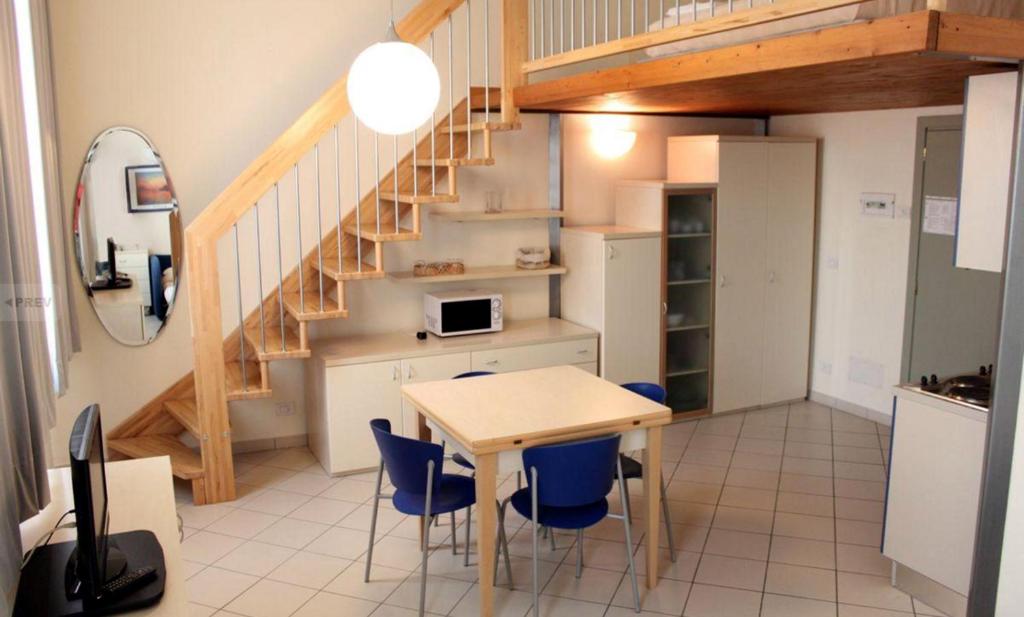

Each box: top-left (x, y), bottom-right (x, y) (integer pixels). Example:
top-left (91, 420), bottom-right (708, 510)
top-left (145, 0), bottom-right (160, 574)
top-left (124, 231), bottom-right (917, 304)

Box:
top-left (692, 0), bottom-right (697, 23)
top-left (581, 0), bottom-right (585, 47)
top-left (334, 125), bottom-right (343, 273)
top-left (559, 0), bottom-right (564, 53)
top-left (294, 164), bottom-right (304, 313)
top-left (676, 0), bottom-right (680, 25)
top-left (605, 0), bottom-right (609, 42)
top-left (540, 0), bottom-right (545, 57)
top-left (448, 15), bottom-right (454, 160)
top-left (413, 127), bottom-right (418, 197)
top-left (618, 0), bottom-right (622, 38)
top-left (354, 119), bottom-right (363, 271)
top-left (233, 223), bottom-right (247, 390)
top-left (630, 0), bottom-right (635, 35)
top-left (393, 135), bottom-right (399, 233)
top-left (374, 132), bottom-right (381, 235)
top-left (571, 0), bottom-right (575, 49)
top-left (430, 33), bottom-right (437, 195)
top-left (274, 183), bottom-right (285, 350)
top-left (644, 0), bottom-right (648, 32)
top-left (484, 0), bottom-right (490, 123)
top-left (661, 0), bottom-right (665, 30)
top-left (314, 144), bottom-right (324, 311)
top-left (254, 203), bottom-right (266, 354)
top-left (592, 0), bottom-right (596, 46)
top-left (467, 0), bottom-right (472, 160)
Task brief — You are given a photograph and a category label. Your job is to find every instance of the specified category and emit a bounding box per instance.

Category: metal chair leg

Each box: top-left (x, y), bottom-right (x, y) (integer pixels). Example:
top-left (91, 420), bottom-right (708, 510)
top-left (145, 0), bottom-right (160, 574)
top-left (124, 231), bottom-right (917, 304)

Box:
top-left (494, 499), bottom-right (514, 589)
top-left (660, 472), bottom-right (676, 562)
top-left (451, 512), bottom-right (458, 555)
top-left (575, 528), bottom-right (584, 578)
top-left (420, 460), bottom-right (436, 617)
top-left (622, 476), bottom-right (632, 524)
top-left (464, 505), bottom-right (471, 567)
top-left (618, 458), bottom-right (641, 613)
top-left (531, 467), bottom-right (540, 617)
top-left (364, 459), bottom-right (384, 582)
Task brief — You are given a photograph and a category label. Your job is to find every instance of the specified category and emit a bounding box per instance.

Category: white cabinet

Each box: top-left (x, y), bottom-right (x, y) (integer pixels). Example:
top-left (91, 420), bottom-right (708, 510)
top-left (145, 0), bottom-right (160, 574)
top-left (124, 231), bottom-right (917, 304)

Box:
top-left (317, 360), bottom-right (403, 475)
top-left (306, 319), bottom-right (599, 475)
top-left (560, 227), bottom-right (662, 384)
top-left (660, 136), bottom-right (816, 414)
top-left (400, 352), bottom-right (471, 440)
top-left (957, 71), bottom-right (1018, 272)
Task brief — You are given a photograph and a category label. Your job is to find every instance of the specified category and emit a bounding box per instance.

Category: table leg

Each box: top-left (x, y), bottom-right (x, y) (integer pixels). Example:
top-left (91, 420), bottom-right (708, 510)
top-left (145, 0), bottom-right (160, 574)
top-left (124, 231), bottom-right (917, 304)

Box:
top-left (475, 453), bottom-right (497, 617)
top-left (643, 426), bottom-right (663, 589)
top-left (417, 413), bottom-right (432, 543)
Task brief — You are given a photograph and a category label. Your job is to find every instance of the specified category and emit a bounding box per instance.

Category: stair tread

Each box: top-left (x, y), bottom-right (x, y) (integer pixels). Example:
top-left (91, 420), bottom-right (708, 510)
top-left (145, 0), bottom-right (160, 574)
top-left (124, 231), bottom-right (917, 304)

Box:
top-left (243, 323), bottom-right (308, 360)
top-left (413, 158), bottom-right (495, 167)
top-left (163, 399), bottom-right (200, 437)
top-left (282, 292), bottom-right (348, 321)
top-left (225, 361), bottom-right (271, 400)
top-left (378, 192), bottom-right (459, 205)
top-left (314, 255), bottom-right (384, 281)
top-left (343, 223), bottom-right (422, 242)
top-left (441, 121), bottom-right (520, 133)
top-left (108, 435), bottom-right (203, 479)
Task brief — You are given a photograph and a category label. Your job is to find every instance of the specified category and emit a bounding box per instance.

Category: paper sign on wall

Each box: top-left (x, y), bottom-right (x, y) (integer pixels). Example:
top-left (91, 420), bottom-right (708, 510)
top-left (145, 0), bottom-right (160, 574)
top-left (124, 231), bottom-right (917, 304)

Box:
top-left (923, 196), bottom-right (958, 236)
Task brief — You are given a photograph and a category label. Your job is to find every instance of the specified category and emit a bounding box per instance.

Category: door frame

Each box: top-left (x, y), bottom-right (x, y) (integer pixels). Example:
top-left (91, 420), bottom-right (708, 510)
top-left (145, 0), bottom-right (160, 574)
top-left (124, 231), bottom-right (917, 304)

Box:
top-left (899, 114), bottom-right (964, 383)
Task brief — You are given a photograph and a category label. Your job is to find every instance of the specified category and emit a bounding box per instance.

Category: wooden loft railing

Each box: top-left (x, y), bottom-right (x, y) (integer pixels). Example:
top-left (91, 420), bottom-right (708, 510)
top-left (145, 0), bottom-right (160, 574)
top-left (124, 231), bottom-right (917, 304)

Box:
top-left (518, 0), bottom-right (947, 75)
top-left (107, 0), bottom-right (532, 505)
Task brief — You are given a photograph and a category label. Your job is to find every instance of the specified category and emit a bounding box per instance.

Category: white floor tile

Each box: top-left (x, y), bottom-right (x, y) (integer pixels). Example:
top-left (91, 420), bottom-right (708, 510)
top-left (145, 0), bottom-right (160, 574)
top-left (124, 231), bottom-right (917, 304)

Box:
top-left (764, 562), bottom-right (836, 602)
top-left (327, 562), bottom-right (408, 602)
top-left (223, 578), bottom-right (317, 617)
top-left (237, 489), bottom-right (312, 517)
top-left (181, 531), bottom-right (246, 565)
top-left (761, 593), bottom-right (836, 617)
top-left (836, 572), bottom-right (914, 612)
top-left (683, 583), bottom-right (762, 617)
top-left (694, 553), bottom-right (767, 591)
top-left (287, 496), bottom-right (360, 525)
top-left (215, 541), bottom-right (296, 577)
top-left (205, 509), bottom-right (281, 540)
top-left (612, 574), bottom-right (691, 614)
top-left (186, 566), bottom-right (259, 608)
top-left (253, 517), bottom-right (331, 549)
top-left (267, 550), bottom-right (353, 590)
top-left (386, 574), bottom-right (473, 615)
top-left (290, 591), bottom-right (379, 617)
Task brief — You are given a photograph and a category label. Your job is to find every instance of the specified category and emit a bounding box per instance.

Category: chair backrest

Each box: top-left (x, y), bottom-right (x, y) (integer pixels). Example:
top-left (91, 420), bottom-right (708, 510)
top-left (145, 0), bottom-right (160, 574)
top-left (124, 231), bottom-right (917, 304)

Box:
top-left (453, 371), bottom-right (495, 379)
top-left (621, 382), bottom-right (667, 404)
top-left (369, 419), bottom-right (443, 495)
top-left (522, 434), bottom-right (621, 507)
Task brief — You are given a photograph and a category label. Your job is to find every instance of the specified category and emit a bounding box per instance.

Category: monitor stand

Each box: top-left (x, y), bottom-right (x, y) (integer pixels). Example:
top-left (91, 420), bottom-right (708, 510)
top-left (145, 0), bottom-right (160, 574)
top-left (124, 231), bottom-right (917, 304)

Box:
top-left (89, 276), bottom-right (132, 291)
top-left (14, 530), bottom-right (165, 617)
top-left (65, 545), bottom-right (128, 600)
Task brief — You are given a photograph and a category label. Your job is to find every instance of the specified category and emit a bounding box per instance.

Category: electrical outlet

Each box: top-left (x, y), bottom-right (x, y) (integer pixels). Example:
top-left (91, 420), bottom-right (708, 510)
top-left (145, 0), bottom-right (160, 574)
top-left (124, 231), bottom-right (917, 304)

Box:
top-left (276, 402), bottom-right (295, 417)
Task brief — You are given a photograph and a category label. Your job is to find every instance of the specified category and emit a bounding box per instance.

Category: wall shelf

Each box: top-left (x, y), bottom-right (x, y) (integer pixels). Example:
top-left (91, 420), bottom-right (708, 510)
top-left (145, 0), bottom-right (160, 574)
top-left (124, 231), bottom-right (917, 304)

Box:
top-left (430, 209), bottom-right (565, 222)
top-left (388, 264), bottom-right (567, 283)
top-left (668, 232), bottom-right (711, 238)
top-left (666, 368), bottom-right (709, 378)
top-left (667, 278), bottom-right (711, 286)
top-left (667, 324), bottom-right (709, 332)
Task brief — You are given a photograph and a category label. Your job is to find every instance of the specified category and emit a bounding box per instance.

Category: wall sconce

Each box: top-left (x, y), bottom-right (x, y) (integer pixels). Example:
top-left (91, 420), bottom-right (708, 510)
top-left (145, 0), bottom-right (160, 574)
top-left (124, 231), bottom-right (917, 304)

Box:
top-left (589, 115), bottom-right (637, 159)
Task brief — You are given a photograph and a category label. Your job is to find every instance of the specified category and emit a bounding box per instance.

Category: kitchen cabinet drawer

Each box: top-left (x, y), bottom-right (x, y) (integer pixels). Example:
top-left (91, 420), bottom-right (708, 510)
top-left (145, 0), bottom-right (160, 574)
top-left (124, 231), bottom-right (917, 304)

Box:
top-left (471, 339), bottom-right (597, 373)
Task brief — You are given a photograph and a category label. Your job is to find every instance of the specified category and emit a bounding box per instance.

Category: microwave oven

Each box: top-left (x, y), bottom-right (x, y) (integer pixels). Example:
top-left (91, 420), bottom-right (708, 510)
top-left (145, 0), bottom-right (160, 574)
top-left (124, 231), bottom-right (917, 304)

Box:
top-left (424, 290), bottom-right (503, 337)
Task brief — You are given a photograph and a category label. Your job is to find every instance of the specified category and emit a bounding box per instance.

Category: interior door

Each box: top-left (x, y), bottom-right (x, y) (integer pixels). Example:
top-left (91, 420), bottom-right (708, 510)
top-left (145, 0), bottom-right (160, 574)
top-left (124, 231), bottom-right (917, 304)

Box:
top-left (603, 236), bottom-right (662, 384)
top-left (400, 352), bottom-right (472, 439)
top-left (713, 142), bottom-right (768, 413)
top-left (906, 125), bottom-right (1002, 381)
top-left (762, 142), bottom-right (816, 405)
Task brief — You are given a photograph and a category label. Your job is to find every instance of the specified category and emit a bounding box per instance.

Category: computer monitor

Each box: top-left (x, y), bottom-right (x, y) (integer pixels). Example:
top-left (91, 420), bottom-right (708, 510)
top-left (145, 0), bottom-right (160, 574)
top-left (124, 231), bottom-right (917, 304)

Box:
top-left (68, 405), bottom-right (126, 602)
top-left (105, 238), bottom-right (117, 283)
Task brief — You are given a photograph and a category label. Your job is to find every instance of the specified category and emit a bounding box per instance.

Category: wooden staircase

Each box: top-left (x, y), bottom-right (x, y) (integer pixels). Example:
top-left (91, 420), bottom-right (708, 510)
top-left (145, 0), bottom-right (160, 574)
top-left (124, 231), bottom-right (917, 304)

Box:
top-left (106, 94), bottom-right (520, 504)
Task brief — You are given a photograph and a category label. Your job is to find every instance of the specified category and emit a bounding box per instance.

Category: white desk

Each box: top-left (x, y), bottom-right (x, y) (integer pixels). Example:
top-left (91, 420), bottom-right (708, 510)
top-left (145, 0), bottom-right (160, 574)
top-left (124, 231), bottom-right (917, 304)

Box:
top-left (18, 457), bottom-right (187, 616)
top-left (402, 365), bottom-right (672, 617)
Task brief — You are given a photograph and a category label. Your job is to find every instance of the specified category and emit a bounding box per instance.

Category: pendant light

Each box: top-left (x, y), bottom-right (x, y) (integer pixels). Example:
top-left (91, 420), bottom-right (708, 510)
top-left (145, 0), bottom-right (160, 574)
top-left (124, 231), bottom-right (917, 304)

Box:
top-left (347, 0), bottom-right (441, 136)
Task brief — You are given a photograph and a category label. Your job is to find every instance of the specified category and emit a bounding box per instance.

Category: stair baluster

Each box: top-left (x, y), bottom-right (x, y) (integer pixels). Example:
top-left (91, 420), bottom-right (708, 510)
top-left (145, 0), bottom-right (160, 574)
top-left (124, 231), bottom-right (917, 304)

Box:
top-left (448, 15), bottom-right (455, 159)
top-left (294, 164), bottom-right (304, 316)
top-left (335, 125), bottom-right (344, 273)
top-left (466, 0), bottom-right (473, 159)
top-left (354, 118), bottom-right (363, 272)
top-left (314, 144), bottom-right (325, 311)
top-left (393, 135), bottom-right (400, 233)
top-left (233, 223), bottom-right (248, 392)
top-left (430, 32), bottom-right (437, 195)
top-left (274, 183), bottom-right (286, 352)
top-left (374, 132), bottom-right (382, 236)
top-left (253, 203), bottom-right (266, 354)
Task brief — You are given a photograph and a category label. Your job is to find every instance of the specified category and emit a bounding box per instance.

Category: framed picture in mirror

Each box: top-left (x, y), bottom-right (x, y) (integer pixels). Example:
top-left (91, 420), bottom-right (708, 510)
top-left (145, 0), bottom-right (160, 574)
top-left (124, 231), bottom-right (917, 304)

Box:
top-left (125, 164), bottom-right (175, 213)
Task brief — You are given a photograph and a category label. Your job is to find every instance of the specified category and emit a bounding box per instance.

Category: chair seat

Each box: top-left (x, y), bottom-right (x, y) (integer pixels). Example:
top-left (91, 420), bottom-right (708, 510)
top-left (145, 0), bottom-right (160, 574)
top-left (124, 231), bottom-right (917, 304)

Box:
top-left (617, 454), bottom-right (643, 480)
top-left (451, 452), bottom-right (475, 470)
top-left (509, 488), bottom-right (609, 529)
top-left (392, 474), bottom-right (476, 516)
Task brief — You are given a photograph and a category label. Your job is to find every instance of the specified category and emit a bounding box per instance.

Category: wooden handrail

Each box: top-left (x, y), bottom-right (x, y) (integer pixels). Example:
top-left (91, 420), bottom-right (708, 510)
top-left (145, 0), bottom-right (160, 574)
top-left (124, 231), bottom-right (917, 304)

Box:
top-left (521, 0), bottom-right (866, 74)
top-left (184, 0), bottom-right (475, 504)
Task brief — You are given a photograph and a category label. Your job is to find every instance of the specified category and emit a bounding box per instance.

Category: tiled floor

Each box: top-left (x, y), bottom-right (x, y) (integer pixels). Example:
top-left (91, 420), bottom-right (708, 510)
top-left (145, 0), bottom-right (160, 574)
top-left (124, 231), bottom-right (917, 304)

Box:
top-left (177, 400), bottom-right (947, 617)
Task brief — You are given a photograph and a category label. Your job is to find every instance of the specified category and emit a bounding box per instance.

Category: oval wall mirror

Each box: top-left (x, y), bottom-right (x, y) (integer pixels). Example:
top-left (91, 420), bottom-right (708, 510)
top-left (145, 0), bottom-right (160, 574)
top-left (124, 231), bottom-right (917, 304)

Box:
top-left (73, 127), bottom-right (182, 346)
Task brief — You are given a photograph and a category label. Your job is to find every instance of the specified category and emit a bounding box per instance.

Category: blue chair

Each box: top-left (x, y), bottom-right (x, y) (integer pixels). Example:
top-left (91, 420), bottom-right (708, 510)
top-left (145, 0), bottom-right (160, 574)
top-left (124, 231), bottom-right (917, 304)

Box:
top-left (365, 419), bottom-right (479, 617)
top-left (620, 382), bottom-right (676, 562)
top-left (499, 434), bottom-right (641, 615)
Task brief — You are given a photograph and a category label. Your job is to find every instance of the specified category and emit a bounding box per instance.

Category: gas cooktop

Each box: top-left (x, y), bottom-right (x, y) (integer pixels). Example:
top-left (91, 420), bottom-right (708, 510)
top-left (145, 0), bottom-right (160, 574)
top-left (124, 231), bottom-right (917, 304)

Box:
top-left (919, 366), bottom-right (992, 409)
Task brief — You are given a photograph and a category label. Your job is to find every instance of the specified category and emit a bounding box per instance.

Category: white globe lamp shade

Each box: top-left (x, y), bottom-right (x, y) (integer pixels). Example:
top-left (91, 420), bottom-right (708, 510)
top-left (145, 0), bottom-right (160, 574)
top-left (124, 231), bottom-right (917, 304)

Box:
top-left (348, 25), bottom-right (440, 136)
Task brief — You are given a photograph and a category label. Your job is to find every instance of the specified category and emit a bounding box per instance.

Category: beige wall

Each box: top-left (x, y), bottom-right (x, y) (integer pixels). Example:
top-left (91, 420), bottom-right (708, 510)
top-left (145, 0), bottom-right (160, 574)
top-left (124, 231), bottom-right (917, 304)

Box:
top-left (49, 1), bottom-right (761, 464)
top-left (562, 113), bottom-right (763, 226)
top-left (771, 105), bottom-right (963, 417)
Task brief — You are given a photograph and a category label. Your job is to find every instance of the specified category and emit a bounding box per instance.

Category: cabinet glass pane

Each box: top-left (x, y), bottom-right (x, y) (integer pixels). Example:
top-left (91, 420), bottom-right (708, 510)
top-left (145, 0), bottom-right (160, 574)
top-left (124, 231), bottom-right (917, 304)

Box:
top-left (666, 192), bottom-right (714, 414)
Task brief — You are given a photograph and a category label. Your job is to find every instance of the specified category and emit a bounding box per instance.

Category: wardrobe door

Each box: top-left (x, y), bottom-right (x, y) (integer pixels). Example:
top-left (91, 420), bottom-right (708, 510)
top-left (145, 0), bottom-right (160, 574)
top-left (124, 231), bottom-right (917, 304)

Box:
top-left (761, 142), bottom-right (816, 405)
top-left (713, 142), bottom-right (768, 413)
top-left (603, 236), bottom-right (662, 384)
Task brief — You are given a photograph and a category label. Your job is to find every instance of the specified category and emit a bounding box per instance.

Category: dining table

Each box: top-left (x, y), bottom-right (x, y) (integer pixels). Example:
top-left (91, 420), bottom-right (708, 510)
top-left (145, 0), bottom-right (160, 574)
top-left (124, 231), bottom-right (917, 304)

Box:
top-left (400, 364), bottom-right (673, 617)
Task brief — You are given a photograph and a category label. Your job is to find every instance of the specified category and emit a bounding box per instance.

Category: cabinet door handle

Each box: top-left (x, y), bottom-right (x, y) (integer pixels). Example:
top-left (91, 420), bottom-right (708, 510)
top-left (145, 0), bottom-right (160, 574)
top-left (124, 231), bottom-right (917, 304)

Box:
top-left (662, 302), bottom-right (668, 315)
top-left (608, 245), bottom-right (617, 260)
top-left (768, 270), bottom-right (776, 283)
top-left (719, 275), bottom-right (728, 288)
top-left (392, 365), bottom-right (399, 381)
top-left (577, 349), bottom-right (590, 355)
top-left (485, 359), bottom-right (500, 366)
top-left (407, 364), bottom-right (415, 380)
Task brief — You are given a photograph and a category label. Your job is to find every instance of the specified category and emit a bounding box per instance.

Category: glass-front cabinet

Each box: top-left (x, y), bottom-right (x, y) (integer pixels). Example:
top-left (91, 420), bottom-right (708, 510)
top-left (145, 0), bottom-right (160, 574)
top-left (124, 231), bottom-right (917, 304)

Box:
top-left (664, 190), bottom-right (715, 414)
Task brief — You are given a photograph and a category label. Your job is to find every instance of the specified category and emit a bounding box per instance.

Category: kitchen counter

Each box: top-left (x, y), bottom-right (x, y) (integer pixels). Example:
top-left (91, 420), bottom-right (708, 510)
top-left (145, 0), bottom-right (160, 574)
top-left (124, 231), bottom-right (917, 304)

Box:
top-left (311, 317), bottom-right (597, 367)
top-left (894, 383), bottom-right (988, 421)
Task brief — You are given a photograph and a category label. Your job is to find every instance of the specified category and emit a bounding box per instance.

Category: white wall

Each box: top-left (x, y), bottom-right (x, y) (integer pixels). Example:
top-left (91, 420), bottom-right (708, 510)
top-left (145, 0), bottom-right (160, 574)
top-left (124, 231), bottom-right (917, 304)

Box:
top-left (770, 105), bottom-right (962, 417)
top-left (562, 114), bottom-right (763, 225)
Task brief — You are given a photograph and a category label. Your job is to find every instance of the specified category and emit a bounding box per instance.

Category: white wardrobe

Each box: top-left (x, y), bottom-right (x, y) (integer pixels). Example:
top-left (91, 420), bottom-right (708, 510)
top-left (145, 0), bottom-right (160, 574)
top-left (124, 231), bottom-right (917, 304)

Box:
top-left (617, 135), bottom-right (817, 415)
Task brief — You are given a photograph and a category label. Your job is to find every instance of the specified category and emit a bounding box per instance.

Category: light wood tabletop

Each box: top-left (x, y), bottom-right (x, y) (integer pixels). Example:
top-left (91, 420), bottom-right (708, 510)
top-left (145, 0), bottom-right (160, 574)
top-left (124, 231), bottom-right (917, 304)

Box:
top-left (401, 365), bottom-right (672, 617)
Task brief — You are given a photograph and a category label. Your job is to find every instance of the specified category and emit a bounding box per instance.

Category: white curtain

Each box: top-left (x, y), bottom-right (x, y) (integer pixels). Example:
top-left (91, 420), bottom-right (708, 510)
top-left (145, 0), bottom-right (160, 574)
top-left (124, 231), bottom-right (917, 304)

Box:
top-left (0, 0), bottom-right (71, 610)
